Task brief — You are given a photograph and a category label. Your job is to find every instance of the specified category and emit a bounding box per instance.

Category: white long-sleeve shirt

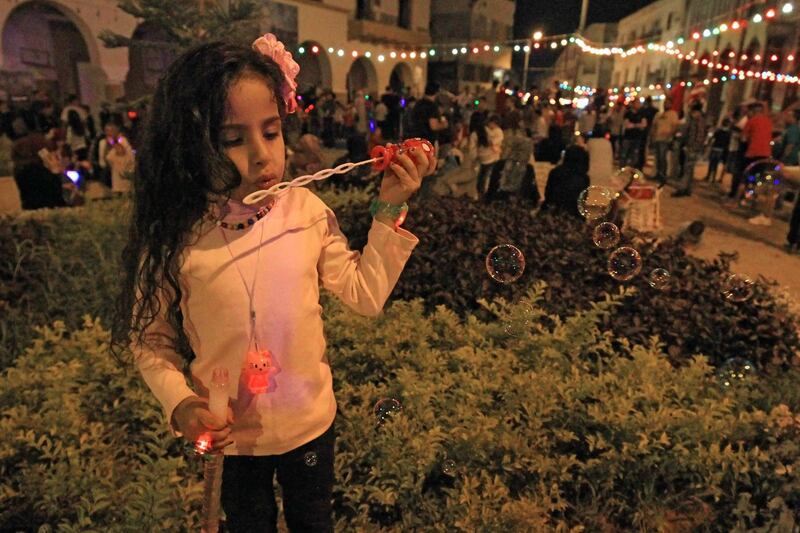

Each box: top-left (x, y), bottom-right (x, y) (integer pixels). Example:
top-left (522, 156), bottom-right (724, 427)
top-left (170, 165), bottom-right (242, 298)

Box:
top-left (135, 187), bottom-right (418, 455)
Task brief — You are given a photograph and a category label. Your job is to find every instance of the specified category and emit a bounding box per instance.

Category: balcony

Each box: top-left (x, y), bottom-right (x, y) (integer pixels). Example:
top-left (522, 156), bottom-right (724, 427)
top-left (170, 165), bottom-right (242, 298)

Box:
top-left (348, 18), bottom-right (430, 46)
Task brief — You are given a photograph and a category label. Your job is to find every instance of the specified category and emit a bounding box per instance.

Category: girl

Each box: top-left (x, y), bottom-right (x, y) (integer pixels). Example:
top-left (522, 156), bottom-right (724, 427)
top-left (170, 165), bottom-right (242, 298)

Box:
top-left (112, 36), bottom-right (434, 532)
top-left (98, 118), bottom-right (134, 193)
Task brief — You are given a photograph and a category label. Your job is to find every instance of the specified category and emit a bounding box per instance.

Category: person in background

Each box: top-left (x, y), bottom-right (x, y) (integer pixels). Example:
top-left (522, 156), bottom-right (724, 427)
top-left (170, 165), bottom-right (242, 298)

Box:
top-left (468, 113), bottom-right (503, 199)
top-left (779, 108), bottom-right (800, 166)
top-left (607, 103), bottom-right (626, 158)
top-left (407, 82), bottom-right (448, 146)
top-left (730, 102), bottom-right (773, 199)
top-left (650, 98), bottom-right (680, 186)
top-left (65, 109), bottom-right (89, 163)
top-left (669, 77), bottom-right (685, 118)
top-left (586, 125), bottom-right (614, 189)
top-left (620, 99), bottom-right (648, 168)
top-left (672, 103), bottom-right (707, 197)
top-left (333, 133), bottom-right (372, 188)
top-left (11, 118), bottom-right (66, 209)
top-left (706, 118), bottom-right (732, 183)
top-left (374, 99), bottom-right (388, 139)
top-left (542, 145), bottom-right (590, 218)
top-left (98, 118), bottom-right (134, 194)
top-left (638, 96), bottom-right (658, 170)
top-left (289, 133), bottom-right (325, 177)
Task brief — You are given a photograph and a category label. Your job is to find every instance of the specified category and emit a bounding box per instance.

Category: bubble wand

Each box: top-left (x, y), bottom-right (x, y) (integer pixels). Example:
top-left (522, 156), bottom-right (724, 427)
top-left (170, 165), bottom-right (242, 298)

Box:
top-left (198, 368), bottom-right (230, 533)
top-left (243, 139), bottom-right (435, 205)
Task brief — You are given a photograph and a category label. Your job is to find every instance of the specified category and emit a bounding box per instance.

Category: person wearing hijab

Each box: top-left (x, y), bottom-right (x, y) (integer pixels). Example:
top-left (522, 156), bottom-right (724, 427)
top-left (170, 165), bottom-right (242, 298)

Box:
top-left (543, 145), bottom-right (590, 217)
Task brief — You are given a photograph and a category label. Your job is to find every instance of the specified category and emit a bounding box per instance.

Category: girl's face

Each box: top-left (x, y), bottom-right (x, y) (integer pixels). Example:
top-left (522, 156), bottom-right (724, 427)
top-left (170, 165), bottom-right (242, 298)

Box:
top-left (221, 74), bottom-right (285, 202)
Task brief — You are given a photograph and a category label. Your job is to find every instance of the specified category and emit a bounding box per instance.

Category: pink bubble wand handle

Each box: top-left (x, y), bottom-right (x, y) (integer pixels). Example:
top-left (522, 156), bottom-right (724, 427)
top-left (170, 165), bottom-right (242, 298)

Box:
top-left (200, 368), bottom-right (230, 533)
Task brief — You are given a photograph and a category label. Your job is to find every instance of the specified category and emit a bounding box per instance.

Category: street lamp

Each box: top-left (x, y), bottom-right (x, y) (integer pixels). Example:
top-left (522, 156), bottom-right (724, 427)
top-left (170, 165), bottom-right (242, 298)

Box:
top-left (523, 30), bottom-right (542, 90)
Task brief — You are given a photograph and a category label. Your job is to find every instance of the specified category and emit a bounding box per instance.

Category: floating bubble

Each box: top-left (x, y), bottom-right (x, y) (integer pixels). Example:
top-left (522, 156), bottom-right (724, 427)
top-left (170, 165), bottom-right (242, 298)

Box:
top-left (716, 357), bottom-right (756, 389)
top-left (374, 398), bottom-right (403, 425)
top-left (647, 268), bottom-right (671, 290)
top-left (592, 222), bottom-right (620, 249)
top-left (442, 459), bottom-right (457, 476)
top-left (742, 158), bottom-right (784, 213)
top-left (502, 304), bottom-right (535, 337)
top-left (722, 274), bottom-right (755, 302)
top-left (612, 166), bottom-right (645, 191)
top-left (486, 244), bottom-right (526, 283)
top-left (577, 186), bottom-right (614, 221)
top-left (303, 451), bottom-right (318, 467)
top-left (607, 247), bottom-right (642, 281)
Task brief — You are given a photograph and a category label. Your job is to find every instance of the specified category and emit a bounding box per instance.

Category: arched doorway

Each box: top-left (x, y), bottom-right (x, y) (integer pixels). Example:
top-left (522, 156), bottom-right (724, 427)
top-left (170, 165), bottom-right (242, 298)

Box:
top-left (389, 62), bottom-right (412, 93)
top-left (295, 41), bottom-right (332, 94)
top-left (346, 57), bottom-right (377, 101)
top-left (2, 1), bottom-right (92, 102)
top-left (125, 22), bottom-right (177, 100)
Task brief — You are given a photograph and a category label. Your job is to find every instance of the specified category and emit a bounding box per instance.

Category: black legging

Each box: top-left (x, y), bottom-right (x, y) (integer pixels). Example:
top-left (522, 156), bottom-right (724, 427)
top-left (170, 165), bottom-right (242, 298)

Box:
top-left (788, 193), bottom-right (800, 246)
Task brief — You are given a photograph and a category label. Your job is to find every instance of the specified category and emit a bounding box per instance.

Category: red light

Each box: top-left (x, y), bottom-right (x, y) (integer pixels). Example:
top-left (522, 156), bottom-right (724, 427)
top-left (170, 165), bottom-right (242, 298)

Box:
top-left (728, 51), bottom-right (736, 58)
top-left (771, 54), bottom-right (778, 61)
top-left (534, 42), bottom-right (540, 49)
top-left (789, 55), bottom-right (796, 61)
top-left (692, 32), bottom-right (701, 40)
top-left (766, 8), bottom-right (776, 18)
top-left (732, 21), bottom-right (741, 29)
top-left (754, 54), bottom-right (762, 61)
top-left (306, 104), bottom-right (315, 112)
top-left (311, 45), bottom-right (319, 53)
top-left (351, 50), bottom-right (358, 58)
top-left (472, 47), bottom-right (479, 54)
top-left (194, 434), bottom-right (212, 455)
top-left (712, 50), bottom-right (719, 56)
top-left (741, 54), bottom-right (748, 61)
top-left (127, 110), bottom-right (138, 119)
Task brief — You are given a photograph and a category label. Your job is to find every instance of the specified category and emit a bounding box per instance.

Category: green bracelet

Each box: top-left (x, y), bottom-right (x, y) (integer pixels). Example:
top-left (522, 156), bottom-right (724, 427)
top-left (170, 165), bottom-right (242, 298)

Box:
top-left (370, 199), bottom-right (409, 222)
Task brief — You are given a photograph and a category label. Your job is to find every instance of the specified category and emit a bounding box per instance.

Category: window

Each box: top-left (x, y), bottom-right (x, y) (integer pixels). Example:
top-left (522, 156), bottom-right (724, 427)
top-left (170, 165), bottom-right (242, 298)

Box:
top-left (667, 13), bottom-right (673, 30)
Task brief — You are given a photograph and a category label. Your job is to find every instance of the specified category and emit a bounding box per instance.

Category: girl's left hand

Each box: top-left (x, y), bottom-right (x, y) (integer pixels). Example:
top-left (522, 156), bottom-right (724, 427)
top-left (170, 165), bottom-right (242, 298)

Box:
top-left (378, 146), bottom-right (437, 205)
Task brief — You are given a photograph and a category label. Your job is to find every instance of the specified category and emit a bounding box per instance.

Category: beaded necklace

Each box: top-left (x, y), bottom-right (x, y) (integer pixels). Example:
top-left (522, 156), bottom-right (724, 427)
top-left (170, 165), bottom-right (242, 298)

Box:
top-left (215, 205), bottom-right (270, 231)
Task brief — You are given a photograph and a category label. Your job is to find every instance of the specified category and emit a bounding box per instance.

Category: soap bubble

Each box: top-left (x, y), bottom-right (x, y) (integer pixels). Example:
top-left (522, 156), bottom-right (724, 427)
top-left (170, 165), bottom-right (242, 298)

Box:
top-left (486, 244), bottom-right (525, 283)
top-left (722, 274), bottom-right (755, 302)
top-left (716, 357), bottom-right (756, 389)
top-left (592, 222), bottom-right (621, 249)
top-left (612, 166), bottom-right (645, 191)
top-left (577, 186), bottom-right (614, 221)
top-left (503, 304), bottom-right (535, 337)
top-left (647, 268), bottom-right (671, 290)
top-left (607, 247), bottom-right (642, 281)
top-left (303, 451), bottom-right (318, 467)
top-left (442, 459), bottom-right (457, 476)
top-left (374, 398), bottom-right (403, 425)
top-left (742, 158), bottom-right (783, 211)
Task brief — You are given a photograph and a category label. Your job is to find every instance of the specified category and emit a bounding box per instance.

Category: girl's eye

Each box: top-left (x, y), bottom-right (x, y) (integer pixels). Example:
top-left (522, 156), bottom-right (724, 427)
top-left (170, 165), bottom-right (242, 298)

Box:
top-left (263, 130), bottom-right (280, 140)
top-left (221, 137), bottom-right (242, 147)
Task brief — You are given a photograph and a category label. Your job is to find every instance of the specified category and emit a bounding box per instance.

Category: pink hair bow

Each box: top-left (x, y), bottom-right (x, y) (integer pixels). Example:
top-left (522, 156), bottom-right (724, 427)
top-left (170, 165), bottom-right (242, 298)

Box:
top-left (252, 33), bottom-right (300, 114)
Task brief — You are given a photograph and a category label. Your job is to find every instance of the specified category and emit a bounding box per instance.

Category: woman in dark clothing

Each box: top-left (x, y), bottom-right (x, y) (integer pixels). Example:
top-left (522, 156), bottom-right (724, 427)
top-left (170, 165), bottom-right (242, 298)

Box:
top-left (543, 145), bottom-right (590, 218)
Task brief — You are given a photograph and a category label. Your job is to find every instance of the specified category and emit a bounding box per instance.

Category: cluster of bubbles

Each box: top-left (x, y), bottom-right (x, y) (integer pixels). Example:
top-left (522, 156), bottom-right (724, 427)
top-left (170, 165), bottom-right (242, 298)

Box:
top-left (304, 451), bottom-right (318, 467)
top-left (716, 357), bottom-right (756, 389)
top-left (742, 158), bottom-right (784, 212)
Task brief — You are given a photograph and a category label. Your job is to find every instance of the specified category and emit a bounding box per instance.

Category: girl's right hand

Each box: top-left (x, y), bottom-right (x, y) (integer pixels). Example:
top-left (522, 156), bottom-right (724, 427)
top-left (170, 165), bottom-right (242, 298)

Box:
top-left (171, 395), bottom-right (234, 453)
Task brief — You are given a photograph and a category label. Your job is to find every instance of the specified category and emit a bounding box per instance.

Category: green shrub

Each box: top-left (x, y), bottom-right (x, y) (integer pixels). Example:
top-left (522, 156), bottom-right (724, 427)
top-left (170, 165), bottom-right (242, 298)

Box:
top-left (332, 194), bottom-right (800, 370)
top-left (3, 293), bottom-right (798, 531)
top-left (0, 317), bottom-right (201, 531)
top-left (0, 202), bottom-right (128, 370)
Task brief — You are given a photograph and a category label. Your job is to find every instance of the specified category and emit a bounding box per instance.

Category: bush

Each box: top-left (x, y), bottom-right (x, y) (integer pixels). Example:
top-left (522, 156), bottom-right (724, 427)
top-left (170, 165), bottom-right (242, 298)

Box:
top-left (0, 317), bottom-right (202, 531)
top-left (332, 194), bottom-right (800, 370)
top-left (2, 293), bottom-right (799, 531)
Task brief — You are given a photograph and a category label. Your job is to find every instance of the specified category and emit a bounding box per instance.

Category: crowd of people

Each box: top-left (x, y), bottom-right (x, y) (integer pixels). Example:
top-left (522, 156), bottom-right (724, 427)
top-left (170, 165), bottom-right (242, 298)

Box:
top-left (7, 77), bottom-right (799, 255)
top-left (2, 90), bottom-right (137, 210)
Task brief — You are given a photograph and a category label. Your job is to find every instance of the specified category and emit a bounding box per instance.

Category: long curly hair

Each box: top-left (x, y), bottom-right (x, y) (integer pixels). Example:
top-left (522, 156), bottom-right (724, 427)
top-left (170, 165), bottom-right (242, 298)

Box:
top-left (111, 41), bottom-right (287, 366)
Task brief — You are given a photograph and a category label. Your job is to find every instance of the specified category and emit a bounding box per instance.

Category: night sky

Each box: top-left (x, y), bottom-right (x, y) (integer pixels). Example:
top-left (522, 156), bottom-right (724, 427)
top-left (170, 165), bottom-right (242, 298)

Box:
top-left (513, 0), bottom-right (658, 76)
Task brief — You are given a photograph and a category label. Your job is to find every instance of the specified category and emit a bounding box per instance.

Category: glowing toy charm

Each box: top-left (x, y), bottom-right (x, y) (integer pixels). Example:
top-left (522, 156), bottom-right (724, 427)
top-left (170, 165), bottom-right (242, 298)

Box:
top-left (200, 368), bottom-right (230, 533)
top-left (242, 348), bottom-right (279, 394)
top-left (243, 138), bottom-right (435, 205)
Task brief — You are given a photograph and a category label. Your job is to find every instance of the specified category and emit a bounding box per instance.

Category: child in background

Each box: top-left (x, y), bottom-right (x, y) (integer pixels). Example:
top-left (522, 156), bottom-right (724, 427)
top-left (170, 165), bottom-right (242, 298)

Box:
top-left (112, 36), bottom-right (434, 532)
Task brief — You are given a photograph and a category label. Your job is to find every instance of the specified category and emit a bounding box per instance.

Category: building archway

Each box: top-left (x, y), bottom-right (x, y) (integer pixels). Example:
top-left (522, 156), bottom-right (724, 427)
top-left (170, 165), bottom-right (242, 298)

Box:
top-left (124, 22), bottom-right (177, 100)
top-left (295, 41), bottom-right (332, 94)
top-left (346, 56), bottom-right (377, 101)
top-left (389, 62), bottom-right (413, 93)
top-left (1, 1), bottom-right (95, 102)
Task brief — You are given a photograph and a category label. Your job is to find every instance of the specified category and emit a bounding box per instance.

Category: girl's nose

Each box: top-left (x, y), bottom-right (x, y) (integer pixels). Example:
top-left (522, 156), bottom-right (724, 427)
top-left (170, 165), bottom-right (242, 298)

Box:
top-left (251, 136), bottom-right (270, 167)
